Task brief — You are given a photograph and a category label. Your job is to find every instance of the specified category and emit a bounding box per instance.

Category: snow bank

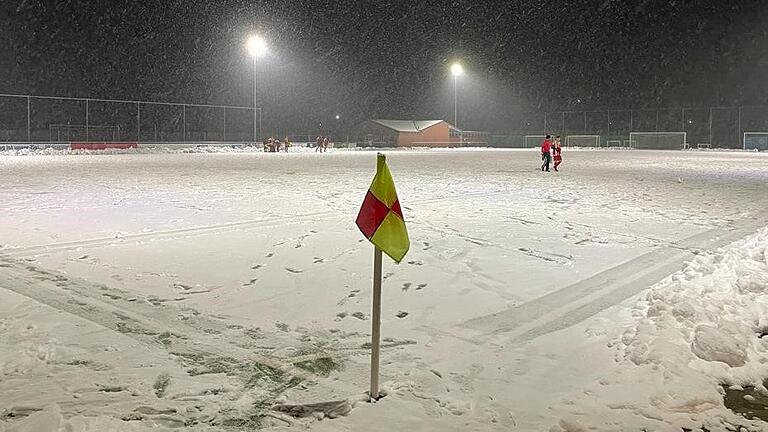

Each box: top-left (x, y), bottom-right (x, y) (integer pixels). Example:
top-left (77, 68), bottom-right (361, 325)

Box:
top-left (556, 228), bottom-right (768, 431)
top-left (0, 145), bottom-right (275, 156)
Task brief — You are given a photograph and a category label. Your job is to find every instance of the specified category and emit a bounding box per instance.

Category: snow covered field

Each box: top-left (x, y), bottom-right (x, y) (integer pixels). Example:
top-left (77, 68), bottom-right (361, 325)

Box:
top-left (0, 149), bottom-right (766, 431)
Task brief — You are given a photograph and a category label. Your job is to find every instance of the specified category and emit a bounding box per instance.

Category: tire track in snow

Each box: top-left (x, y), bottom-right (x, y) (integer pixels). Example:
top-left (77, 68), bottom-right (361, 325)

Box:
top-left (459, 219), bottom-right (766, 343)
top-left (0, 257), bottom-right (315, 381)
top-left (0, 189), bottom-right (504, 258)
top-left (0, 211), bottom-right (334, 258)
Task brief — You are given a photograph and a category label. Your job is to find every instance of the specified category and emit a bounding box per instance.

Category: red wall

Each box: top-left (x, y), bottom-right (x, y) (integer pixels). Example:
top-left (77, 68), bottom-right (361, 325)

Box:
top-left (396, 122), bottom-right (460, 147)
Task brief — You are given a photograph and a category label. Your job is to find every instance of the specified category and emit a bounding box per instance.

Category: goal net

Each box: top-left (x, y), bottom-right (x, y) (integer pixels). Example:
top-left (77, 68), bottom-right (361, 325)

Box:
top-left (524, 135), bottom-right (546, 148)
top-left (565, 135), bottom-right (599, 147)
top-left (743, 132), bottom-right (768, 151)
top-left (628, 132), bottom-right (686, 150)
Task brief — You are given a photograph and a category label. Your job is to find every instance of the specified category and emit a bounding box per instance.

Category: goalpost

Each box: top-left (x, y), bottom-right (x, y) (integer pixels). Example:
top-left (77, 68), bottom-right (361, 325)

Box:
top-left (565, 135), bottom-right (600, 147)
top-left (628, 132), bottom-right (687, 150)
top-left (524, 135), bottom-right (546, 148)
top-left (743, 132), bottom-right (768, 151)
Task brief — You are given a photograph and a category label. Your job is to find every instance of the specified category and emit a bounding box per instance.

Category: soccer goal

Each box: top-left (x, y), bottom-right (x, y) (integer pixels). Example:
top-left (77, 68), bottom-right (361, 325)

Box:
top-left (743, 132), bottom-right (768, 151)
top-left (628, 132), bottom-right (687, 150)
top-left (524, 135), bottom-right (546, 148)
top-left (565, 135), bottom-right (599, 147)
top-left (606, 139), bottom-right (623, 147)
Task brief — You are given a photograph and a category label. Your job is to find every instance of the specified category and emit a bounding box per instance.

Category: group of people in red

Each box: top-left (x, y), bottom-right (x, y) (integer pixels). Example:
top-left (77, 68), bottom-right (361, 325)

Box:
top-left (314, 136), bottom-right (330, 153)
top-left (264, 137), bottom-right (290, 152)
top-left (540, 134), bottom-right (563, 172)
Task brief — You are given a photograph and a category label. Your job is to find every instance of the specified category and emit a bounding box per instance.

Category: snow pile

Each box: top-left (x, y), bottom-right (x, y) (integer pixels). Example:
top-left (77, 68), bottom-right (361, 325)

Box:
top-left (0, 145), bottom-right (331, 156)
top-left (556, 228), bottom-right (768, 432)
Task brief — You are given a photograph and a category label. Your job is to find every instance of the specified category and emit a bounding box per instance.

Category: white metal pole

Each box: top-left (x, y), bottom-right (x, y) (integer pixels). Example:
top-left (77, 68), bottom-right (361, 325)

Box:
top-left (370, 246), bottom-right (383, 401)
top-left (453, 75), bottom-right (458, 128)
top-left (253, 57), bottom-right (259, 143)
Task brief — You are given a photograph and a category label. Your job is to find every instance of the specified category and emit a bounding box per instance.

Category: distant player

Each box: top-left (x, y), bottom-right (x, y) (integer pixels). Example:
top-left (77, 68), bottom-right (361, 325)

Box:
top-left (322, 136), bottom-right (329, 153)
top-left (540, 135), bottom-right (552, 172)
top-left (283, 137), bottom-right (291, 152)
top-left (553, 135), bottom-right (562, 171)
top-left (315, 136), bottom-right (323, 152)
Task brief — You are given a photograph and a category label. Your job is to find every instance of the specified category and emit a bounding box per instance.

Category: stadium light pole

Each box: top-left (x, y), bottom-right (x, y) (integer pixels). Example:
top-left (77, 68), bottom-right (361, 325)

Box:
top-left (246, 35), bottom-right (267, 143)
top-left (450, 63), bottom-right (464, 129)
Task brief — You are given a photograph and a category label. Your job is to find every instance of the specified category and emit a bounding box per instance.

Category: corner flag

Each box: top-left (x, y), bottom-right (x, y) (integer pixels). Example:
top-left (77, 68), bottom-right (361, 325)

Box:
top-left (356, 153), bottom-right (410, 263)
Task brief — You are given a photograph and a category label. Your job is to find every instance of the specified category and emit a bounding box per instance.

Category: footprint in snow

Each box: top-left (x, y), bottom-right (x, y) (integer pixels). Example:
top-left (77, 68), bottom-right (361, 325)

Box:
top-left (402, 282), bottom-right (412, 292)
top-left (284, 267), bottom-right (304, 274)
top-left (416, 283), bottom-right (427, 290)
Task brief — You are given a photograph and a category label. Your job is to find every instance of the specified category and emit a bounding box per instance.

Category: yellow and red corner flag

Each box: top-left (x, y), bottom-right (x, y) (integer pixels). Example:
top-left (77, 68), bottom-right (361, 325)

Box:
top-left (356, 153), bottom-right (410, 263)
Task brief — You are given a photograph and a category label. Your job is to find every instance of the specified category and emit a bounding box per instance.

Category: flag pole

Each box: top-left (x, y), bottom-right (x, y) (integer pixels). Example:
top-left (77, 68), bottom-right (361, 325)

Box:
top-left (370, 246), bottom-right (383, 401)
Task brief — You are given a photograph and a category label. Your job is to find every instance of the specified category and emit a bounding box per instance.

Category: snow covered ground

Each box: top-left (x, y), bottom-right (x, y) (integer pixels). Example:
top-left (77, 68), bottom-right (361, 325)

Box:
top-left (0, 149), bottom-right (766, 431)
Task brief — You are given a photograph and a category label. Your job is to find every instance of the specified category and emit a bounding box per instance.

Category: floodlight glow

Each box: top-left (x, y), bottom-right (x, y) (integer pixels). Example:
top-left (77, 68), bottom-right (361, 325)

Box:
top-left (451, 63), bottom-right (464, 77)
top-left (246, 35), bottom-right (267, 58)
top-left (335, 114), bottom-right (340, 120)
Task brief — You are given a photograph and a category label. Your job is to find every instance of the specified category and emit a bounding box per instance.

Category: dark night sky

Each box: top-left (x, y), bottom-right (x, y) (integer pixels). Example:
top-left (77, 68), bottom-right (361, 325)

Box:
top-left (1, 0), bottom-right (767, 133)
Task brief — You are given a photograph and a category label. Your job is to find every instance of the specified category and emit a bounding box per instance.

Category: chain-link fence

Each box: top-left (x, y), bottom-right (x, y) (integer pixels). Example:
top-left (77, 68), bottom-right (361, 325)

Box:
top-left (4, 94), bottom-right (768, 150)
top-left (0, 93), bottom-right (259, 145)
top-left (494, 106), bottom-right (768, 149)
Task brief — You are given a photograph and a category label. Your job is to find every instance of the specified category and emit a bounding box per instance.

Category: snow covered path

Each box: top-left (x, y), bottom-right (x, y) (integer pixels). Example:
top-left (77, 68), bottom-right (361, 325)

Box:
top-left (461, 220), bottom-right (765, 342)
top-left (0, 149), bottom-right (766, 431)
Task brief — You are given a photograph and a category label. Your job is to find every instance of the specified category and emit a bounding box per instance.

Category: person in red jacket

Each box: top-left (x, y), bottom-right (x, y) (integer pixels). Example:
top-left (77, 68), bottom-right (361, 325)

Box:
top-left (553, 135), bottom-right (563, 171)
top-left (540, 135), bottom-right (552, 172)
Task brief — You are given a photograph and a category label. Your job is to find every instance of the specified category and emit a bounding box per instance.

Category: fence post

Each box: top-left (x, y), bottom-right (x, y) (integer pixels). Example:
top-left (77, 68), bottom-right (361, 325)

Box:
top-left (85, 99), bottom-right (89, 142)
top-left (583, 111), bottom-right (587, 134)
top-left (26, 96), bottom-right (31, 142)
top-left (655, 109), bottom-right (659, 132)
top-left (629, 109), bottom-right (633, 132)
top-left (223, 108), bottom-right (226, 142)
top-left (738, 106), bottom-right (742, 148)
top-left (561, 112), bottom-right (565, 136)
top-left (681, 108), bottom-right (685, 132)
top-left (543, 112), bottom-right (547, 133)
top-left (137, 102), bottom-right (141, 142)
top-left (708, 107), bottom-right (713, 146)
top-left (607, 109), bottom-right (611, 143)
top-left (182, 105), bottom-right (186, 141)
